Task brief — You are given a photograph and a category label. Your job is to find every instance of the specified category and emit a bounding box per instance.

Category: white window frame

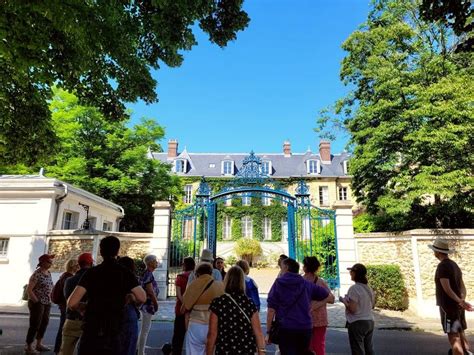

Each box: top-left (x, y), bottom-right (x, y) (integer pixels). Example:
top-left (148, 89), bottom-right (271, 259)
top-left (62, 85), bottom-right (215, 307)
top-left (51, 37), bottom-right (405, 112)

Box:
top-left (302, 215), bottom-right (310, 240)
top-left (242, 193), bottom-right (251, 206)
top-left (0, 238), bottom-right (9, 258)
top-left (338, 186), bottom-right (348, 201)
top-left (224, 197), bottom-right (232, 207)
top-left (88, 216), bottom-right (97, 230)
top-left (183, 217), bottom-right (193, 239)
top-left (307, 159), bottom-right (320, 174)
top-left (261, 160), bottom-right (272, 175)
top-left (223, 216), bottom-right (232, 240)
top-left (281, 219), bottom-right (288, 241)
top-left (319, 186), bottom-right (329, 206)
top-left (174, 159), bottom-right (187, 173)
top-left (263, 217), bottom-right (272, 240)
top-left (62, 211), bottom-right (79, 230)
top-left (242, 216), bottom-right (253, 238)
top-left (184, 184), bottom-right (193, 204)
top-left (262, 193), bottom-right (271, 206)
top-left (102, 221), bottom-right (113, 231)
top-left (343, 160), bottom-right (349, 175)
top-left (221, 160), bottom-right (234, 175)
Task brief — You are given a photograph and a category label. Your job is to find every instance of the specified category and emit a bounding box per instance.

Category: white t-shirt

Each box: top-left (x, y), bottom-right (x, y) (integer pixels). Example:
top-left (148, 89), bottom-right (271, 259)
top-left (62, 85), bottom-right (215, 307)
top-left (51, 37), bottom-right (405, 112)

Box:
top-left (345, 282), bottom-right (375, 324)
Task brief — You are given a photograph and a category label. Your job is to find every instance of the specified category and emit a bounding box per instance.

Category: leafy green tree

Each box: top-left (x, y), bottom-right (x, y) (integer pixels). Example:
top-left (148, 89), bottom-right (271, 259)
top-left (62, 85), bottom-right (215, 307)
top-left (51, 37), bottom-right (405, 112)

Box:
top-left (0, 1), bottom-right (249, 164)
top-left (316, 0), bottom-right (474, 230)
top-left (1, 88), bottom-right (182, 232)
top-left (420, 0), bottom-right (473, 52)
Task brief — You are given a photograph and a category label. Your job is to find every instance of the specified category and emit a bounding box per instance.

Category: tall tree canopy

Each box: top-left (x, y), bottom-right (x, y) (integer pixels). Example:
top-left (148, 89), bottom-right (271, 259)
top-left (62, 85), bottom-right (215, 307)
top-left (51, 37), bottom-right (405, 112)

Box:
top-left (0, 1), bottom-right (249, 164)
top-left (1, 88), bottom-right (182, 232)
top-left (316, 0), bottom-right (474, 230)
top-left (420, 0), bottom-right (473, 52)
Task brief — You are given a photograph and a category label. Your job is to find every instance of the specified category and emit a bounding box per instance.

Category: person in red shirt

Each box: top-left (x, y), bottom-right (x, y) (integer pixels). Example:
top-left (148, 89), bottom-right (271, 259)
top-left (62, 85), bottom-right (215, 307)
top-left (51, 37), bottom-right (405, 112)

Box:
top-left (171, 257), bottom-right (196, 354)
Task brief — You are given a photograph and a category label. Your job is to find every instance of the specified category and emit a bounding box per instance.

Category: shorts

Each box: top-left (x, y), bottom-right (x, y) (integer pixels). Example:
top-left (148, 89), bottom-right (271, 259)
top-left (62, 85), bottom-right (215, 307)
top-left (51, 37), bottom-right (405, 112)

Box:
top-left (440, 307), bottom-right (467, 334)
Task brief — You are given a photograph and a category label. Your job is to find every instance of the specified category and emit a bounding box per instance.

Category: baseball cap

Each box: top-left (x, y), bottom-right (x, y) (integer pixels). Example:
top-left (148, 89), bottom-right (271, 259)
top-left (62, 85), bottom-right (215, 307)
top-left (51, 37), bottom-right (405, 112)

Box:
top-left (347, 263), bottom-right (367, 275)
top-left (78, 252), bottom-right (94, 265)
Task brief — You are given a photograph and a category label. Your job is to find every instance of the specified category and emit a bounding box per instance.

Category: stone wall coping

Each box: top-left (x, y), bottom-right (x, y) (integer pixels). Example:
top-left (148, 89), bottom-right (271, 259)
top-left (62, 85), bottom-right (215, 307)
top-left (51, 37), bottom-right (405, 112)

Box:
top-left (355, 229), bottom-right (474, 239)
top-left (153, 201), bottom-right (171, 209)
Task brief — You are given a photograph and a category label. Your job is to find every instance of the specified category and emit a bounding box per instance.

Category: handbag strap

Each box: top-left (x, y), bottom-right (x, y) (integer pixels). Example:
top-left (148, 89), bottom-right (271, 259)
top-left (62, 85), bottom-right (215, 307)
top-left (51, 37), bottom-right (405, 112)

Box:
top-left (190, 279), bottom-right (214, 310)
top-left (225, 293), bottom-right (251, 324)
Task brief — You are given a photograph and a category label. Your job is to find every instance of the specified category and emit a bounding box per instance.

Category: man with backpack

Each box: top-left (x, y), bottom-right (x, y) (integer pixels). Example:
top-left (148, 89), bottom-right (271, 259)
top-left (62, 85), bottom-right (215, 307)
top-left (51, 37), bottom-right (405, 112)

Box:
top-left (61, 253), bottom-right (93, 355)
top-left (67, 236), bottom-right (146, 355)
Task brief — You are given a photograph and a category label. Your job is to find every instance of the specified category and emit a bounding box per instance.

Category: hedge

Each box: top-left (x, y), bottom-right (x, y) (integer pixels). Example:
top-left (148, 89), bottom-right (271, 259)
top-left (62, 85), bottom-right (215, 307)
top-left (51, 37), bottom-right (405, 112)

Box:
top-left (366, 264), bottom-right (409, 311)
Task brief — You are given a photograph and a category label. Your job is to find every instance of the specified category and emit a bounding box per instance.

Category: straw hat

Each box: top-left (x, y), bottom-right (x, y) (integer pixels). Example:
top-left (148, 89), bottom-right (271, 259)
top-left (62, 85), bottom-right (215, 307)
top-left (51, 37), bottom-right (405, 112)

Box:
top-left (428, 238), bottom-right (454, 254)
top-left (200, 249), bottom-right (214, 262)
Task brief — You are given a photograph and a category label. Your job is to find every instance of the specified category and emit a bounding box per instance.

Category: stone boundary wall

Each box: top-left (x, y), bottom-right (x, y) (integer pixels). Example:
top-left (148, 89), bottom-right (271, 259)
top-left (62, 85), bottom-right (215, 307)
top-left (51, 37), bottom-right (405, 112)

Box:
top-left (47, 231), bottom-right (153, 273)
top-left (355, 229), bottom-right (474, 309)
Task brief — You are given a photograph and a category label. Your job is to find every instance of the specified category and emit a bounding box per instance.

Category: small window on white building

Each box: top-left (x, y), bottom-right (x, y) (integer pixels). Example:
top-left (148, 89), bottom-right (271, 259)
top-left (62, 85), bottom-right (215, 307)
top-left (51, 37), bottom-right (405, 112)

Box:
top-left (223, 216), bottom-right (232, 240)
top-left (261, 161), bottom-right (272, 175)
top-left (222, 160), bottom-right (234, 175)
top-left (242, 194), bottom-right (251, 206)
top-left (307, 160), bottom-right (320, 174)
top-left (184, 185), bottom-right (193, 204)
top-left (319, 186), bottom-right (329, 206)
top-left (175, 159), bottom-right (187, 173)
top-left (62, 211), bottom-right (79, 230)
top-left (102, 221), bottom-right (113, 231)
top-left (0, 238), bottom-right (9, 257)
top-left (338, 186), bottom-right (348, 201)
top-left (242, 216), bottom-right (253, 238)
top-left (281, 220), bottom-right (288, 241)
top-left (263, 218), bottom-right (272, 240)
top-left (88, 217), bottom-right (97, 229)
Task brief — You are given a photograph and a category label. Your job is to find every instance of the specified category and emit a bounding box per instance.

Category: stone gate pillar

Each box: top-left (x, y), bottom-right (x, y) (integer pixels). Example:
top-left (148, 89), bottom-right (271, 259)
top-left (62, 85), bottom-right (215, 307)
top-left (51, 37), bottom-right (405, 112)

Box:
top-left (333, 200), bottom-right (356, 296)
top-left (151, 201), bottom-right (171, 300)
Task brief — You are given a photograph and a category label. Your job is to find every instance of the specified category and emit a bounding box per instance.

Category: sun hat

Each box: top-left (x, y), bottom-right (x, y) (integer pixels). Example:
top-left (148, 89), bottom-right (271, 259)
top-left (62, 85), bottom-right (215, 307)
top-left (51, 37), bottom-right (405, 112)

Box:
top-left (428, 238), bottom-right (454, 254)
top-left (200, 249), bottom-right (214, 263)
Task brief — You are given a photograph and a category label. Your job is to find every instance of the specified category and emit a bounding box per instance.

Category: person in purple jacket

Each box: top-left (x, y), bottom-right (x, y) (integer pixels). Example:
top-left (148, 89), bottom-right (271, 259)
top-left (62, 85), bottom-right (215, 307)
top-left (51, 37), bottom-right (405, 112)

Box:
top-left (266, 258), bottom-right (335, 355)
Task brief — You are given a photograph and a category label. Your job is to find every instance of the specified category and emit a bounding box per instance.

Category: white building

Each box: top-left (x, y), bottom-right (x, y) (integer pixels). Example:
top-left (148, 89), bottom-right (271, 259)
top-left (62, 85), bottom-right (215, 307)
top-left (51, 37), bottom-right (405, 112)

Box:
top-left (0, 175), bottom-right (124, 304)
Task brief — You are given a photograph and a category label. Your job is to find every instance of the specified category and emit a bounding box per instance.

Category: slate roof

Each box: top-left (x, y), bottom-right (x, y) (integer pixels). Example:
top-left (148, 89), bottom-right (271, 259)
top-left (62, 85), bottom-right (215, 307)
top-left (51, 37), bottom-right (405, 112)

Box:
top-left (151, 150), bottom-right (350, 178)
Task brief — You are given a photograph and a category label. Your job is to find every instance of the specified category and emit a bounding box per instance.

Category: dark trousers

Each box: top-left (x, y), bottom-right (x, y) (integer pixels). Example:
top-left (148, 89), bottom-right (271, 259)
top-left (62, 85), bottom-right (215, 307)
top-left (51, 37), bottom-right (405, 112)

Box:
top-left (78, 330), bottom-right (121, 355)
top-left (171, 314), bottom-right (186, 355)
top-left (54, 307), bottom-right (67, 352)
top-left (26, 301), bottom-right (51, 344)
top-left (278, 328), bottom-right (313, 355)
top-left (347, 320), bottom-right (375, 355)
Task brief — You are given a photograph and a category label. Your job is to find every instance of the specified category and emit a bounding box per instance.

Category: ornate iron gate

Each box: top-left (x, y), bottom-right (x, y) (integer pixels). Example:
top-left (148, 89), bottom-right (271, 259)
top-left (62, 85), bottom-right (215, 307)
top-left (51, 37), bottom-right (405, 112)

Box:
top-left (167, 152), bottom-right (339, 296)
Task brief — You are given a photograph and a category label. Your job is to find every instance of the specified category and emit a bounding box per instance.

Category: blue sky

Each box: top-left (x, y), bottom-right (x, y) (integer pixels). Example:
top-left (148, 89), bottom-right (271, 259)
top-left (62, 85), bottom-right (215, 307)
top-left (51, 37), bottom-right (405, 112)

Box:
top-left (127, 1), bottom-right (370, 155)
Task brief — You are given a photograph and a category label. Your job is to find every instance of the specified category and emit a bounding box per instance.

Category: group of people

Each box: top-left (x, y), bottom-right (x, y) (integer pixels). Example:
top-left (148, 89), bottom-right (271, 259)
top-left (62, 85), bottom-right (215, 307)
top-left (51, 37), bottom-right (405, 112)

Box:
top-left (24, 236), bottom-right (158, 355)
top-left (23, 236), bottom-right (472, 355)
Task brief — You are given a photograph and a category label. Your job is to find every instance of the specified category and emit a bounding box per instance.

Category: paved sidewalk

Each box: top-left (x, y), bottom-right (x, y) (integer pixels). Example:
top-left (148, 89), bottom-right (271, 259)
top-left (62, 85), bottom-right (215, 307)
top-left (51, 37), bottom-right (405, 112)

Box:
top-left (2, 299), bottom-right (472, 333)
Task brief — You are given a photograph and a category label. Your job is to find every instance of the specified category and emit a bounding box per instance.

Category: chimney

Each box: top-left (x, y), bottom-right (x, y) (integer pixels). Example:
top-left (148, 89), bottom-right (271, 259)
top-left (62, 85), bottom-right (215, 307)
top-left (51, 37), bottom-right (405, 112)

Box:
top-left (283, 141), bottom-right (291, 157)
top-left (319, 140), bottom-right (331, 163)
top-left (168, 139), bottom-right (178, 158)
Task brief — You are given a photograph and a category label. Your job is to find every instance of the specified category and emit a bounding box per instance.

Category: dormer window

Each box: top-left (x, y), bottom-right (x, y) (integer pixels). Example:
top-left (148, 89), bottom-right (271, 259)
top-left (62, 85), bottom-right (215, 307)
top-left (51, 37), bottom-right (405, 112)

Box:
top-left (343, 160), bottom-right (349, 175)
top-left (174, 159), bottom-right (187, 173)
top-left (222, 160), bottom-right (234, 175)
top-left (307, 159), bottom-right (320, 174)
top-left (261, 160), bottom-right (272, 175)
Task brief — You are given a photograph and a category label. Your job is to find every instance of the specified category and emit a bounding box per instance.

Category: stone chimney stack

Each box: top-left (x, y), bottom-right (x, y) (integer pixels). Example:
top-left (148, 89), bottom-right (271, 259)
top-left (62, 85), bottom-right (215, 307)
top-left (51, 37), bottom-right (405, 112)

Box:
top-left (283, 141), bottom-right (291, 157)
top-left (319, 140), bottom-right (331, 163)
top-left (168, 139), bottom-right (178, 158)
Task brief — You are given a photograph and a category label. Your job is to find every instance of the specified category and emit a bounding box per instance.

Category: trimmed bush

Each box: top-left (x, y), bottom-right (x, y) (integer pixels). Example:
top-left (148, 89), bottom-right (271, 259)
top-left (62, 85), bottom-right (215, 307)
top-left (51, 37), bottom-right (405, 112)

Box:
top-left (366, 264), bottom-right (409, 311)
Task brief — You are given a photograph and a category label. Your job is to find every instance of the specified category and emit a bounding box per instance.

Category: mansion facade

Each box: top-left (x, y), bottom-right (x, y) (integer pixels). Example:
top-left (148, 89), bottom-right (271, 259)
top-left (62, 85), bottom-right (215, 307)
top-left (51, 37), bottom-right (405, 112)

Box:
top-left (151, 140), bottom-right (354, 241)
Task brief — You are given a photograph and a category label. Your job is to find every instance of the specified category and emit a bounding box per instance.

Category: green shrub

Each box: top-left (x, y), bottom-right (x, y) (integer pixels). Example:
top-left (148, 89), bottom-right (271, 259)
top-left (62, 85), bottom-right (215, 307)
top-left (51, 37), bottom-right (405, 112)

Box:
top-left (367, 264), bottom-right (409, 311)
top-left (234, 239), bottom-right (263, 266)
top-left (225, 254), bottom-right (238, 266)
top-left (353, 213), bottom-right (377, 233)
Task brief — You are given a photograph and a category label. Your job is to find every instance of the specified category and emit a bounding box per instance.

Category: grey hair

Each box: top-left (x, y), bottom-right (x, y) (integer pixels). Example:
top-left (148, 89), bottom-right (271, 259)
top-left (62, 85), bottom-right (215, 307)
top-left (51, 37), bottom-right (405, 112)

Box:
top-left (143, 254), bottom-right (157, 265)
